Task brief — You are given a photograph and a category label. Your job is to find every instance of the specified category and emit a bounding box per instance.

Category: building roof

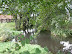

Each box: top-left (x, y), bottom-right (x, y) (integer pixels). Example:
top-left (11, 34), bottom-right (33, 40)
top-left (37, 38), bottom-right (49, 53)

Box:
top-left (0, 15), bottom-right (13, 19)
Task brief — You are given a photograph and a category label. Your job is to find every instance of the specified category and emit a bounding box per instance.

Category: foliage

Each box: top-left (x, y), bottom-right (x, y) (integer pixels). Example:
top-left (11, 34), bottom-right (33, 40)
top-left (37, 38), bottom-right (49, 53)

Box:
top-left (65, 29), bottom-right (72, 37)
top-left (0, 23), bottom-right (22, 42)
top-left (0, 42), bottom-right (52, 54)
top-left (51, 15), bottom-right (72, 37)
top-left (1, 0), bottom-right (72, 36)
top-left (0, 0), bottom-right (72, 53)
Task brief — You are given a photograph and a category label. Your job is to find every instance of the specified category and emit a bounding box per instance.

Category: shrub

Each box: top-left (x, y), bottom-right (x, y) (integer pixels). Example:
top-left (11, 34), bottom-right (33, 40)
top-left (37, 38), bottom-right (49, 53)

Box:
top-left (0, 41), bottom-right (52, 54)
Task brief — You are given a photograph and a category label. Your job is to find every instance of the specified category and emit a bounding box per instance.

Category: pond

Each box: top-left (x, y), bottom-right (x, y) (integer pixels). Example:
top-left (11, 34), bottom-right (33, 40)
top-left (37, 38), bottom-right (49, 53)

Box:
top-left (22, 29), bottom-right (72, 54)
top-left (35, 31), bottom-right (72, 54)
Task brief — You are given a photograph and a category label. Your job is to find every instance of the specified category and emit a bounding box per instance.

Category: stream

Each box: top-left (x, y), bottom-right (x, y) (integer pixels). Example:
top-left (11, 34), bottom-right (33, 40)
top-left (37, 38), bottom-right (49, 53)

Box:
top-left (21, 29), bottom-right (72, 54)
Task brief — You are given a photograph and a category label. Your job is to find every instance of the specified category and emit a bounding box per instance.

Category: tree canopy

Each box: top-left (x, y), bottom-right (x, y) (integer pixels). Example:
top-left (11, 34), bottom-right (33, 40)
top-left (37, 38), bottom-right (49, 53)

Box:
top-left (0, 0), bottom-right (72, 33)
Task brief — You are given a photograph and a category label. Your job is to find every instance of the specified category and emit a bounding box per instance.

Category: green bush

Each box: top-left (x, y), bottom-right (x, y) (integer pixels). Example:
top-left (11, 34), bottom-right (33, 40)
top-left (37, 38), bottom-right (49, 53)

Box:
top-left (65, 29), bottom-right (72, 37)
top-left (0, 34), bottom-right (53, 54)
top-left (0, 42), bottom-right (52, 54)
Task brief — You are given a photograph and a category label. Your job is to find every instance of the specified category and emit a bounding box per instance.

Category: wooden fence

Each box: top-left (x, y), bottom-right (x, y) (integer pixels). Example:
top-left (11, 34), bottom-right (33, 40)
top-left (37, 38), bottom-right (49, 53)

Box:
top-left (0, 19), bottom-right (15, 23)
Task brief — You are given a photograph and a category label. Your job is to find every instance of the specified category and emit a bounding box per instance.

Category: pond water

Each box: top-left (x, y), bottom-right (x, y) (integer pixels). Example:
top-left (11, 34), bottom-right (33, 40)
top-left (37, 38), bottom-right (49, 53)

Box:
top-left (22, 29), bottom-right (72, 54)
top-left (35, 31), bottom-right (72, 54)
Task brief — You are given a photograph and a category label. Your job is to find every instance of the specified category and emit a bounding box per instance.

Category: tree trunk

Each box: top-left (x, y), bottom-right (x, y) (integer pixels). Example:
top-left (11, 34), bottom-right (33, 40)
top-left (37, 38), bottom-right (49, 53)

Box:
top-left (14, 15), bottom-right (18, 30)
top-left (18, 14), bottom-right (22, 30)
top-left (23, 19), bottom-right (27, 32)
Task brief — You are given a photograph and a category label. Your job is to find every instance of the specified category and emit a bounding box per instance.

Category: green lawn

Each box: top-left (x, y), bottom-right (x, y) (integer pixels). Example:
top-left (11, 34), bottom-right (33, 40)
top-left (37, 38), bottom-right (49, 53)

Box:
top-left (0, 22), bottom-right (15, 30)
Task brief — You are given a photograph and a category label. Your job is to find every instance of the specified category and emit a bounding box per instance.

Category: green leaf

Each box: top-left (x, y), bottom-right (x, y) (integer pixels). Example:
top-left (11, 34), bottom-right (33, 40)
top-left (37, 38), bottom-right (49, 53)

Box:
top-left (18, 36), bottom-right (21, 40)
top-left (25, 38), bottom-right (30, 44)
top-left (21, 35), bottom-right (24, 38)
top-left (35, 48), bottom-right (41, 53)
top-left (30, 36), bottom-right (34, 40)
top-left (15, 43), bottom-right (21, 50)
top-left (21, 40), bottom-right (25, 46)
top-left (6, 48), bottom-right (12, 53)
top-left (44, 47), bottom-right (49, 52)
